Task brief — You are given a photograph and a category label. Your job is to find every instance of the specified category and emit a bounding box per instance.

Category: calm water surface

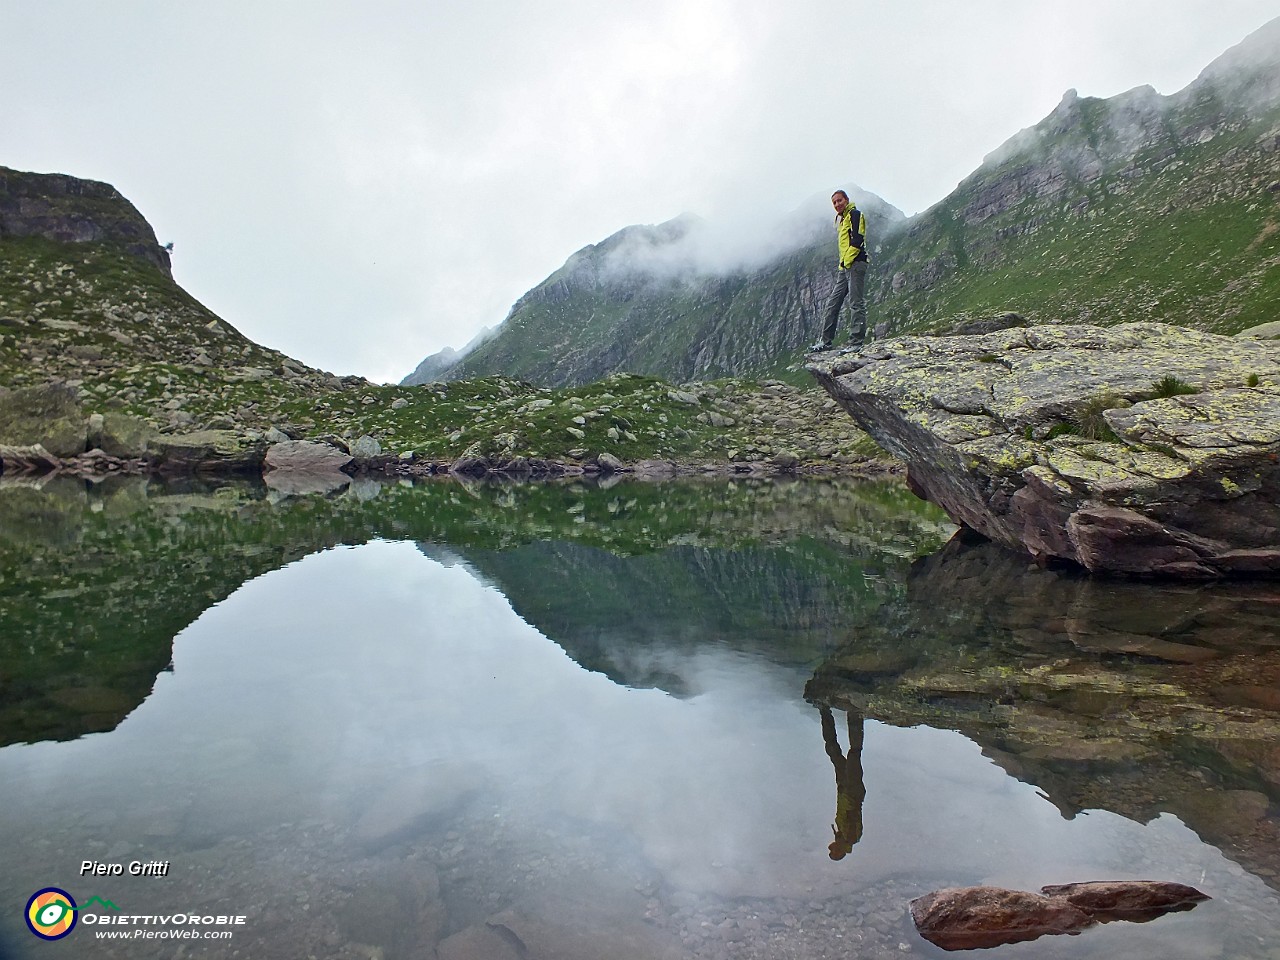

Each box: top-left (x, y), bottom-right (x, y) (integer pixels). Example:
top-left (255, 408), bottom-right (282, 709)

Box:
top-left (1, 476), bottom-right (1278, 959)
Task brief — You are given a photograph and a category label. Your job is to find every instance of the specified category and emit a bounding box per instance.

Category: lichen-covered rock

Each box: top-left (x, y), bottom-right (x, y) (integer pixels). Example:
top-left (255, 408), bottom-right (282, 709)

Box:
top-left (0, 382), bottom-right (87, 458)
top-left (88, 411), bottom-right (157, 458)
top-left (1239, 320), bottom-right (1280, 340)
top-left (349, 434), bottom-right (382, 459)
top-left (146, 430), bottom-right (266, 474)
top-left (807, 322), bottom-right (1280, 577)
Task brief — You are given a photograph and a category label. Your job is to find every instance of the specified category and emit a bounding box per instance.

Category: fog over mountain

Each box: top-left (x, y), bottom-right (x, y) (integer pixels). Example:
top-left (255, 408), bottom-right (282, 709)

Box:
top-left (596, 188), bottom-right (906, 283)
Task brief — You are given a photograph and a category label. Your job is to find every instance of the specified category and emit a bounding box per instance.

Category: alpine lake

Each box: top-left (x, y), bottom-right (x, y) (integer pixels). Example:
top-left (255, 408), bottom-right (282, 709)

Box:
top-left (2, 473), bottom-right (1279, 960)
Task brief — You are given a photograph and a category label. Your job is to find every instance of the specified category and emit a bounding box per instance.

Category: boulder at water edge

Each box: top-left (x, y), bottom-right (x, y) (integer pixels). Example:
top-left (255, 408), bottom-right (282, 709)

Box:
top-left (808, 322), bottom-right (1280, 578)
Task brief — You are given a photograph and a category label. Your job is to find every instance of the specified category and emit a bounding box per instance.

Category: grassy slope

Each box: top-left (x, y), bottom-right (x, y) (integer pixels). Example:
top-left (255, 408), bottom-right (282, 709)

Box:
top-left (875, 93), bottom-right (1280, 335)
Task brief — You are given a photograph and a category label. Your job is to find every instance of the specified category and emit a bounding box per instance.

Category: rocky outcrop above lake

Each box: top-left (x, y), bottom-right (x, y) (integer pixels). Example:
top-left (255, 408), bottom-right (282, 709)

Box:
top-left (807, 322), bottom-right (1280, 578)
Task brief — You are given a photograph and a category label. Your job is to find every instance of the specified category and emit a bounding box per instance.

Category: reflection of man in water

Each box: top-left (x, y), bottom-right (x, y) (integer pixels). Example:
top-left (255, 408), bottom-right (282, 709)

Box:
top-left (819, 706), bottom-right (866, 860)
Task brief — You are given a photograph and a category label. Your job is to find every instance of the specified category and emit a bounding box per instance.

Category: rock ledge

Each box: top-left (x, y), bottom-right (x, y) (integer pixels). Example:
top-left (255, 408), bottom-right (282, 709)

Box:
top-left (808, 322), bottom-right (1280, 578)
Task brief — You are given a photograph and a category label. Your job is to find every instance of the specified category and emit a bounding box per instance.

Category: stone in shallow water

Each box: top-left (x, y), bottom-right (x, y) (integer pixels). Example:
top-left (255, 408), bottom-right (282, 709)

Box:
top-left (910, 880), bottom-right (1210, 950)
top-left (439, 907), bottom-right (684, 960)
top-left (335, 864), bottom-right (446, 957)
top-left (437, 923), bottom-right (524, 960)
top-left (1038, 880), bottom-right (1210, 922)
top-left (910, 886), bottom-right (1093, 950)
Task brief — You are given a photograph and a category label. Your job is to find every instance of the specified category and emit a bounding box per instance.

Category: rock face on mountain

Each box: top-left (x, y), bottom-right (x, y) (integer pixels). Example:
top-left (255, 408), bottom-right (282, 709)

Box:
top-left (807, 322), bottom-right (1280, 578)
top-left (0, 166), bottom-right (172, 277)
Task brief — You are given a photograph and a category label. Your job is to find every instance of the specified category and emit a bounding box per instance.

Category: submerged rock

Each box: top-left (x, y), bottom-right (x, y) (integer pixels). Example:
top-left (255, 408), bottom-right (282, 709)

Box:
top-left (352, 760), bottom-right (489, 853)
top-left (808, 322), bottom-right (1280, 577)
top-left (911, 880), bottom-right (1209, 950)
top-left (911, 886), bottom-right (1092, 950)
top-left (1038, 880), bottom-right (1209, 922)
top-left (334, 864), bottom-right (446, 957)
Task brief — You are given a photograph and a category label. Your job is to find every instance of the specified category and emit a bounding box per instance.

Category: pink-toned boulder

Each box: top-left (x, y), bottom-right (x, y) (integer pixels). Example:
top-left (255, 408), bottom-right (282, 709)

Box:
top-left (1039, 880), bottom-right (1210, 921)
top-left (910, 886), bottom-right (1093, 950)
top-left (912, 880), bottom-right (1210, 950)
top-left (263, 439), bottom-right (352, 494)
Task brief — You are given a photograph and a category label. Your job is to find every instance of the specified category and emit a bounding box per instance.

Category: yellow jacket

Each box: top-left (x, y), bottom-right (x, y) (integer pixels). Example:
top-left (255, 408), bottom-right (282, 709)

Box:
top-left (836, 205), bottom-right (868, 269)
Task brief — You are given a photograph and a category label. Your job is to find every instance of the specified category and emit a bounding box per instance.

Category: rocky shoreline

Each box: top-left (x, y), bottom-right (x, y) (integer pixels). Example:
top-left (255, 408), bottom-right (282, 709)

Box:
top-left (0, 436), bottom-right (901, 489)
top-left (0, 377), bottom-right (899, 490)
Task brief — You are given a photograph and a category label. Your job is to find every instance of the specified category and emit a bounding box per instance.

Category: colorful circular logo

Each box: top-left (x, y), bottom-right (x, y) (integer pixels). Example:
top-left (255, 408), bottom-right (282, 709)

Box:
top-left (25, 888), bottom-right (78, 940)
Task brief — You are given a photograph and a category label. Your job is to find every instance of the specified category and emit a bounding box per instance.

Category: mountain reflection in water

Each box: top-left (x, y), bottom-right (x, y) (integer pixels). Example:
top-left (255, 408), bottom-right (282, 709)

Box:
top-left (0, 476), bottom-right (1278, 959)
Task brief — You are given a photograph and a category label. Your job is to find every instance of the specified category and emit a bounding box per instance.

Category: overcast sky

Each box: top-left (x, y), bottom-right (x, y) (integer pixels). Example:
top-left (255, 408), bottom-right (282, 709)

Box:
top-left (3, 3), bottom-right (1276, 383)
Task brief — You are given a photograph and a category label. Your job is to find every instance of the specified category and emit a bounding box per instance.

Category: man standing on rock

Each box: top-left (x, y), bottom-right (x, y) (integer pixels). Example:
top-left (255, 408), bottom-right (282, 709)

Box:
top-left (815, 189), bottom-right (868, 351)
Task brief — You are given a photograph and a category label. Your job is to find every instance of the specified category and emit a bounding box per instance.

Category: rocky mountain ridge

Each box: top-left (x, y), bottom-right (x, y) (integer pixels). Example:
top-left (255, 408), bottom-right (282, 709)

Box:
top-left (416, 16), bottom-right (1280, 387)
top-left (0, 166), bottom-right (173, 277)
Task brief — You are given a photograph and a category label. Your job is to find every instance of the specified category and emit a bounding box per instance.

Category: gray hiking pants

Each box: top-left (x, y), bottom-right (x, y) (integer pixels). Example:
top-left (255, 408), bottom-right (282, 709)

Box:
top-left (821, 261), bottom-right (867, 346)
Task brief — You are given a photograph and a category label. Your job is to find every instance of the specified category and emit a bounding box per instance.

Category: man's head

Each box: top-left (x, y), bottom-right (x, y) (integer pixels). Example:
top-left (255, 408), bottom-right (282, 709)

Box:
top-left (831, 190), bottom-right (850, 215)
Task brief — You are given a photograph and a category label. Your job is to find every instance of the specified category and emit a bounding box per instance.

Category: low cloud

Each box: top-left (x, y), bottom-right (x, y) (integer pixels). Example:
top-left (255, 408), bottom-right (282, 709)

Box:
top-left (595, 187), bottom-right (904, 285)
